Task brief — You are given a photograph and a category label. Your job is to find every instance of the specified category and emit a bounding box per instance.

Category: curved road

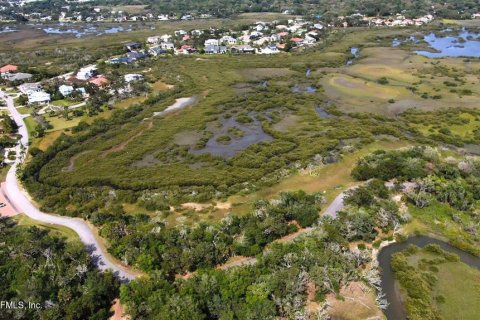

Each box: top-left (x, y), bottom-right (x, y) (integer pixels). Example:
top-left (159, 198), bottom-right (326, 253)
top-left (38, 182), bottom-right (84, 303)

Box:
top-left (0, 91), bottom-right (138, 281)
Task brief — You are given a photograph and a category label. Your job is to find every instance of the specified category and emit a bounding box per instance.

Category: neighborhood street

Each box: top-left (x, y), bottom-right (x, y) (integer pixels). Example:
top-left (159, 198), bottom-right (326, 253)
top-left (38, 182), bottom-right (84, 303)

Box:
top-left (0, 90), bottom-right (138, 281)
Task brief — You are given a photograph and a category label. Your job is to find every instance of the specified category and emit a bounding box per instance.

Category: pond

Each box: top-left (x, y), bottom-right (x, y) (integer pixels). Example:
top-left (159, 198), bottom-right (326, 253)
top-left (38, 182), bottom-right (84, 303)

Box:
top-left (347, 47), bottom-right (359, 65)
top-left (292, 84), bottom-right (316, 93)
top-left (41, 24), bottom-right (132, 38)
top-left (315, 106), bottom-right (333, 119)
top-left (415, 29), bottom-right (480, 58)
top-left (190, 116), bottom-right (273, 159)
top-left (378, 236), bottom-right (480, 320)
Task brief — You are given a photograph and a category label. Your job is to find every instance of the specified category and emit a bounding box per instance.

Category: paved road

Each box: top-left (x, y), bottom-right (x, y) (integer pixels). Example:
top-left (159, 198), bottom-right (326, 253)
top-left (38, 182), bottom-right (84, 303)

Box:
top-left (0, 90), bottom-right (138, 281)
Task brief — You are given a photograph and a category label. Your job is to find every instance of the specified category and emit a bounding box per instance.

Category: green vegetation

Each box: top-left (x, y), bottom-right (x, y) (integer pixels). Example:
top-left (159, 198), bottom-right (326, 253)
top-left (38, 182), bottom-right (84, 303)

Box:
top-left (353, 146), bottom-right (480, 256)
top-left (392, 244), bottom-right (480, 320)
top-left (0, 217), bottom-right (119, 320)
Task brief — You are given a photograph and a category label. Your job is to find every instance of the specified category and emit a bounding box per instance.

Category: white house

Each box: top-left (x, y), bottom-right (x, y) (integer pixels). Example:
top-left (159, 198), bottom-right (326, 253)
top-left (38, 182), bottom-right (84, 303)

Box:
top-left (59, 84), bottom-right (74, 96)
top-left (77, 66), bottom-right (97, 80)
top-left (304, 35), bottom-right (317, 45)
top-left (18, 83), bottom-right (41, 95)
top-left (124, 74), bottom-right (144, 82)
top-left (204, 39), bottom-right (219, 46)
top-left (27, 90), bottom-right (51, 105)
top-left (158, 14), bottom-right (169, 21)
top-left (147, 36), bottom-right (161, 44)
top-left (160, 42), bottom-right (175, 50)
top-left (160, 34), bottom-right (172, 42)
top-left (220, 36), bottom-right (237, 45)
top-left (174, 30), bottom-right (187, 36)
top-left (256, 45), bottom-right (279, 55)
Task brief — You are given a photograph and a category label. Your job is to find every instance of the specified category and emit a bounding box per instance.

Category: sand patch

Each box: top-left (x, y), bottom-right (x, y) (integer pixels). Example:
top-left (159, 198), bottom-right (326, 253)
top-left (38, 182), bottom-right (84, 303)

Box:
top-left (326, 282), bottom-right (383, 320)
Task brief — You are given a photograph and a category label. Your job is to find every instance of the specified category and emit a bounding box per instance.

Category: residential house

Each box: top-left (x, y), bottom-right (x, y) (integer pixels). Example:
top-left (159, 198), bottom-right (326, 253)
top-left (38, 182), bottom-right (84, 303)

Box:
top-left (175, 45), bottom-right (198, 55)
top-left (1, 73), bottom-right (32, 82)
top-left (191, 29), bottom-right (203, 36)
top-left (149, 46), bottom-right (167, 56)
top-left (18, 83), bottom-right (41, 95)
top-left (304, 35), bottom-right (317, 45)
top-left (174, 30), bottom-right (187, 36)
top-left (256, 45), bottom-right (279, 55)
top-left (125, 41), bottom-right (141, 51)
top-left (204, 39), bottom-right (219, 46)
top-left (160, 34), bottom-right (172, 42)
top-left (290, 37), bottom-right (304, 45)
top-left (89, 75), bottom-right (109, 87)
top-left (124, 74), bottom-right (143, 82)
top-left (220, 36), bottom-right (236, 45)
top-left (158, 14), bottom-right (169, 21)
top-left (270, 34), bottom-right (281, 42)
top-left (147, 36), bottom-right (161, 45)
top-left (126, 51), bottom-right (148, 61)
top-left (27, 90), bottom-right (50, 105)
top-left (77, 66), bottom-right (97, 80)
top-left (230, 45), bottom-right (255, 54)
top-left (160, 42), bottom-right (175, 50)
top-left (0, 64), bottom-right (18, 74)
top-left (106, 57), bottom-right (130, 64)
top-left (205, 45), bottom-right (227, 54)
top-left (59, 84), bottom-right (74, 96)
top-left (254, 37), bottom-right (271, 46)
top-left (59, 85), bottom-right (86, 97)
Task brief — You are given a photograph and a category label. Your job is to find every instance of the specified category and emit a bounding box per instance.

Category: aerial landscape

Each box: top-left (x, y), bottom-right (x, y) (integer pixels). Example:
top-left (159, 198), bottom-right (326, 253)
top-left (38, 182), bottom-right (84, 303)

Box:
top-left (0, 0), bottom-right (480, 319)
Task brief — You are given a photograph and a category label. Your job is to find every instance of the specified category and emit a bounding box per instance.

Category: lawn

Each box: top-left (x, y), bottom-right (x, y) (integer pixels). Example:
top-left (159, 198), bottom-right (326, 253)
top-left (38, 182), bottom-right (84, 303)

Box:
top-left (398, 246), bottom-right (480, 320)
top-left (51, 99), bottom-right (75, 107)
top-left (16, 106), bottom-right (31, 115)
top-left (12, 213), bottom-right (80, 242)
top-left (434, 261), bottom-right (480, 320)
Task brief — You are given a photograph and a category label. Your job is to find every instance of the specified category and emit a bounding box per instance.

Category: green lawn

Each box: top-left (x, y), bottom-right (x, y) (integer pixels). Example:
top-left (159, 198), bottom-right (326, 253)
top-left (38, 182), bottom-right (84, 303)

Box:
top-left (12, 214), bottom-right (80, 242)
top-left (398, 246), bottom-right (480, 320)
top-left (51, 99), bottom-right (75, 107)
top-left (434, 261), bottom-right (480, 320)
top-left (16, 106), bottom-right (31, 115)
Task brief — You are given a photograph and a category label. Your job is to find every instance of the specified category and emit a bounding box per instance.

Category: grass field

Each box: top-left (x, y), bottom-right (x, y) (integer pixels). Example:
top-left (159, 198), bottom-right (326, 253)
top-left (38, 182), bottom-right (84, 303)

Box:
top-left (229, 140), bottom-right (411, 215)
top-left (398, 246), bottom-right (480, 320)
top-left (51, 99), bottom-right (76, 107)
top-left (434, 261), bottom-right (480, 319)
top-left (12, 214), bottom-right (80, 242)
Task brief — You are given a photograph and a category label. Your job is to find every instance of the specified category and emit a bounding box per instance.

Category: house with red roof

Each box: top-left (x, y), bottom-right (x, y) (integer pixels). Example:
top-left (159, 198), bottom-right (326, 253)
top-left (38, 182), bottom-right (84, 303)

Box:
top-left (88, 75), bottom-right (109, 87)
top-left (290, 37), bottom-right (304, 45)
top-left (0, 65), bottom-right (18, 74)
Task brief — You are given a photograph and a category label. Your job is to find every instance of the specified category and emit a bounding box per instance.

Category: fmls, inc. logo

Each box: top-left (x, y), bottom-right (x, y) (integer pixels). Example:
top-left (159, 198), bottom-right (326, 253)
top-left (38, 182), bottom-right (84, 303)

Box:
top-left (0, 301), bottom-right (41, 309)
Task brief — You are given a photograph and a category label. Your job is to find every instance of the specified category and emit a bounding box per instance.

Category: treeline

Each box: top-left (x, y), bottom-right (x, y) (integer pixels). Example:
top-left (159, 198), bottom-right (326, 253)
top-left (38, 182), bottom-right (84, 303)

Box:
top-left (119, 221), bottom-right (367, 319)
top-left (0, 218), bottom-right (120, 320)
top-left (100, 190), bottom-right (323, 274)
top-left (118, 179), bottom-right (405, 319)
top-left (353, 146), bottom-right (480, 255)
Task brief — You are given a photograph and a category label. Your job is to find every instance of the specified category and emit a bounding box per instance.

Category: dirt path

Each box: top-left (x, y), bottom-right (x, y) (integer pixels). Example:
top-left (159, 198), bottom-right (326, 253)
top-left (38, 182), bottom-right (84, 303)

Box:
top-left (101, 121), bottom-right (152, 158)
top-left (64, 150), bottom-right (92, 172)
